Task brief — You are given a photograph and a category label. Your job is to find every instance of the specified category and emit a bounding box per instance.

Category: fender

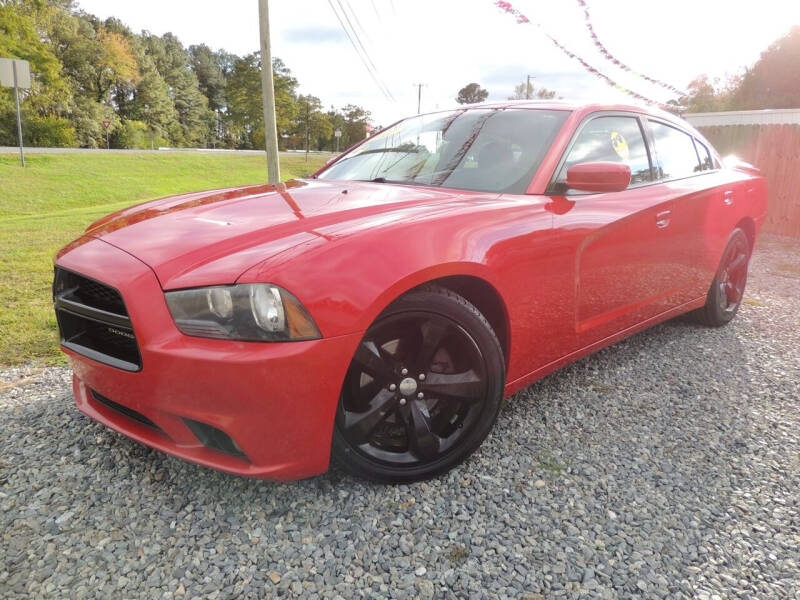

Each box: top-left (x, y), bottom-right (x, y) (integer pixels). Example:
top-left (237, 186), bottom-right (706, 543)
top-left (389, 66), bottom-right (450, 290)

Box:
top-left (351, 261), bottom-right (505, 333)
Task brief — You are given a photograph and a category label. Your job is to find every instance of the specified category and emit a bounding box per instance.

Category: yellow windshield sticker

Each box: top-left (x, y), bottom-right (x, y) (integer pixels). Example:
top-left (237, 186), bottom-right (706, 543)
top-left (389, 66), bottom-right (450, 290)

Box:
top-left (611, 131), bottom-right (629, 161)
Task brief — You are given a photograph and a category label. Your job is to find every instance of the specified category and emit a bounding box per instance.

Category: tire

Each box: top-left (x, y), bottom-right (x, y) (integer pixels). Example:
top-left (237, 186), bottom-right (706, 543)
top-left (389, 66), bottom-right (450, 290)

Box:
top-left (695, 228), bottom-right (751, 327)
top-left (331, 284), bottom-right (505, 483)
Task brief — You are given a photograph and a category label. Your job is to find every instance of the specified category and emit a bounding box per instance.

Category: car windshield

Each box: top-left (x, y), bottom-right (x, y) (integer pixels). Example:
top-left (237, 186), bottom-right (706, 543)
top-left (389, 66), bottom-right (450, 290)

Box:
top-left (317, 108), bottom-right (570, 194)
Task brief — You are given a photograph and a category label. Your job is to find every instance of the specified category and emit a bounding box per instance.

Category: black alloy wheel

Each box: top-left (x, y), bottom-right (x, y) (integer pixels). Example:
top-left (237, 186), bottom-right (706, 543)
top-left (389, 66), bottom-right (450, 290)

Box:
top-left (696, 228), bottom-right (751, 327)
top-left (332, 285), bottom-right (505, 483)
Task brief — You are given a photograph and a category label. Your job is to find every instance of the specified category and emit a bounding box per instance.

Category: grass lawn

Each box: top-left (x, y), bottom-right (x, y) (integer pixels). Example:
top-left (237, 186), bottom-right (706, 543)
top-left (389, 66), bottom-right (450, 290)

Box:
top-left (0, 152), bottom-right (329, 367)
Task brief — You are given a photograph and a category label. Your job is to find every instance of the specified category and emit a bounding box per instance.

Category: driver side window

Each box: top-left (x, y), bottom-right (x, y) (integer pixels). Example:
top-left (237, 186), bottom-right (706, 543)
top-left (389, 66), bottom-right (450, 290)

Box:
top-left (556, 115), bottom-right (653, 192)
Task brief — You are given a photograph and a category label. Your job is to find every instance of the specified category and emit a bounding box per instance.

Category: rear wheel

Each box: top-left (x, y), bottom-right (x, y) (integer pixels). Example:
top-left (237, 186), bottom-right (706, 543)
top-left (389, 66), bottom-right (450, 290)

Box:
top-left (331, 285), bottom-right (505, 483)
top-left (696, 228), bottom-right (750, 327)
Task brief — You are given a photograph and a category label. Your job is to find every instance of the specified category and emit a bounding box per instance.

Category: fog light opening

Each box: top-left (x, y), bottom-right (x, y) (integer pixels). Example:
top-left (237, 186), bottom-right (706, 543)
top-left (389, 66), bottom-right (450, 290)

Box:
top-left (182, 418), bottom-right (248, 461)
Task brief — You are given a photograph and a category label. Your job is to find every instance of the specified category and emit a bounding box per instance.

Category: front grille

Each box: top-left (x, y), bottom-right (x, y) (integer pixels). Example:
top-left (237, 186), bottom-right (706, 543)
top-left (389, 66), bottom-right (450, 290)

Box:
top-left (74, 278), bottom-right (127, 314)
top-left (54, 268), bottom-right (127, 314)
top-left (53, 267), bottom-right (142, 371)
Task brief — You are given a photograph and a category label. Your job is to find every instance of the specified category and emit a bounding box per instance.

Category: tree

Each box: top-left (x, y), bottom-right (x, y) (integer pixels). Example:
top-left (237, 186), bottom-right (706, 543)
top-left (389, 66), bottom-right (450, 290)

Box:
top-left (341, 104), bottom-right (371, 147)
top-left (456, 83), bottom-right (488, 105)
top-left (324, 106), bottom-right (347, 151)
top-left (271, 57), bottom-right (298, 142)
top-left (670, 75), bottom-right (739, 113)
top-left (225, 53), bottom-right (264, 148)
top-left (507, 80), bottom-right (557, 100)
top-left (96, 30), bottom-right (139, 100)
top-left (39, 10), bottom-right (145, 146)
top-left (140, 32), bottom-right (209, 146)
top-left (187, 44), bottom-right (239, 146)
top-left (225, 54), bottom-right (299, 149)
top-left (188, 44), bottom-right (229, 113)
top-left (293, 95), bottom-right (333, 152)
top-left (55, 19), bottom-right (139, 104)
top-left (0, 2), bottom-right (79, 146)
top-left (0, 1), bottom-right (372, 148)
top-left (731, 25), bottom-right (800, 109)
top-left (0, 1), bottom-right (72, 117)
top-left (675, 26), bottom-right (800, 113)
top-left (129, 58), bottom-right (177, 147)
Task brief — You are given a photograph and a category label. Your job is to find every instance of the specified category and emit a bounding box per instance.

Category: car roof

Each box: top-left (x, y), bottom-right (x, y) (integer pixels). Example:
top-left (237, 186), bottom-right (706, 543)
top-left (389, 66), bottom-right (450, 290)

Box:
top-left (444, 99), bottom-right (679, 119)
top-left (419, 99), bottom-right (698, 140)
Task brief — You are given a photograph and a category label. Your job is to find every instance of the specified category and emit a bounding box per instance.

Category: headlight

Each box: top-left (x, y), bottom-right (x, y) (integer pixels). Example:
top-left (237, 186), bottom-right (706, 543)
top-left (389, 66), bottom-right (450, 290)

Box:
top-left (165, 284), bottom-right (320, 341)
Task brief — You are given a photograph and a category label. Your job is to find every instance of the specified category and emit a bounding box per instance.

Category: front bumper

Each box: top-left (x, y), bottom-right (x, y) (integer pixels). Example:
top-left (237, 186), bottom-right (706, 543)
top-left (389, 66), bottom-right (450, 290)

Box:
top-left (57, 237), bottom-right (361, 480)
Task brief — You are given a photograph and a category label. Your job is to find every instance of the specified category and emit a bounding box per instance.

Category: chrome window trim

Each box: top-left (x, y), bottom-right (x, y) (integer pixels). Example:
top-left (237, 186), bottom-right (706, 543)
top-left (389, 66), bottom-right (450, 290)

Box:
top-left (546, 110), bottom-right (722, 197)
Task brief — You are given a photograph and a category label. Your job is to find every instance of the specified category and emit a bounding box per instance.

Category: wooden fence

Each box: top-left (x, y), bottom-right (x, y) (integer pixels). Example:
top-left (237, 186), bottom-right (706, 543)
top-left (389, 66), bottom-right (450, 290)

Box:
top-left (699, 124), bottom-right (800, 237)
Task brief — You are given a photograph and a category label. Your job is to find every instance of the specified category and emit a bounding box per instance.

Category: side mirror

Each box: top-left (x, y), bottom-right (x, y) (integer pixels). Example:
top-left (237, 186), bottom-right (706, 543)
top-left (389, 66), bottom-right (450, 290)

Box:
top-left (566, 161), bottom-right (631, 193)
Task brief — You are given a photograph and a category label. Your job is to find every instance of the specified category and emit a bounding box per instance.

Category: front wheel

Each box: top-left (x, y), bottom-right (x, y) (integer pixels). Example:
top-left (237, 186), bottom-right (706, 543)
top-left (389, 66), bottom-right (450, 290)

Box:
top-left (695, 228), bottom-right (751, 327)
top-left (331, 285), bottom-right (505, 483)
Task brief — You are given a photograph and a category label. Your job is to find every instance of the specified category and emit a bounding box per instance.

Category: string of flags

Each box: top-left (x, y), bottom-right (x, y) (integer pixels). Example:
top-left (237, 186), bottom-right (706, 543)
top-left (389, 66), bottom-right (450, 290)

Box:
top-left (494, 1), bottom-right (679, 111)
top-left (575, 0), bottom-right (687, 96)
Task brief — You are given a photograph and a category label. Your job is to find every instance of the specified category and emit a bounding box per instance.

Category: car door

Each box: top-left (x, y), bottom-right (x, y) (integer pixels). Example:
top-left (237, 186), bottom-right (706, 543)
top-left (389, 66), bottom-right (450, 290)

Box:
top-left (546, 113), bottom-right (687, 349)
top-left (645, 121), bottom-right (744, 299)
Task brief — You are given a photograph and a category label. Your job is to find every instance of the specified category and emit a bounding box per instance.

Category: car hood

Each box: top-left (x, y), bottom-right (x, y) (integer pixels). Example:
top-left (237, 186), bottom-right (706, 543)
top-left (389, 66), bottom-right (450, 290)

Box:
top-left (84, 179), bottom-right (483, 289)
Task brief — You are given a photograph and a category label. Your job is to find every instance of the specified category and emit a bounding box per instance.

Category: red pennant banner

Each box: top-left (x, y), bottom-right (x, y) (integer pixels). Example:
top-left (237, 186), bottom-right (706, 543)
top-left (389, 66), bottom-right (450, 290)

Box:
top-left (575, 0), bottom-right (687, 96)
top-left (495, 1), bottom-right (679, 111)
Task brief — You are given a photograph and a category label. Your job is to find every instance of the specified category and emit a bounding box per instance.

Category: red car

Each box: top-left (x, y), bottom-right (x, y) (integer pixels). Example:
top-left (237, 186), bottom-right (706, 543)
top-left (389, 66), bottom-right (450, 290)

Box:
top-left (54, 101), bottom-right (767, 483)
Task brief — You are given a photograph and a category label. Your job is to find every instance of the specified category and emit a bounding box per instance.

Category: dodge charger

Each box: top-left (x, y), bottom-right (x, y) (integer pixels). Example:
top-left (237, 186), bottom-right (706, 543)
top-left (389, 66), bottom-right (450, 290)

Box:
top-left (53, 101), bottom-right (767, 482)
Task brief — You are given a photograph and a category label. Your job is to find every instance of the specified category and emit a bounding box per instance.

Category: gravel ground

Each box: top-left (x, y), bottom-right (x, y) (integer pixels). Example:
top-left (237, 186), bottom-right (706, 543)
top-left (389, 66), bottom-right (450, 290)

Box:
top-left (2, 234), bottom-right (799, 600)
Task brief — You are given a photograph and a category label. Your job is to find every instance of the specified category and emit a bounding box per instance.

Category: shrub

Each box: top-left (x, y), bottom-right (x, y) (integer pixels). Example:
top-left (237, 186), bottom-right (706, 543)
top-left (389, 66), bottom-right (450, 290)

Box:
top-left (0, 112), bottom-right (76, 147)
top-left (112, 120), bottom-right (148, 149)
top-left (24, 116), bottom-right (77, 147)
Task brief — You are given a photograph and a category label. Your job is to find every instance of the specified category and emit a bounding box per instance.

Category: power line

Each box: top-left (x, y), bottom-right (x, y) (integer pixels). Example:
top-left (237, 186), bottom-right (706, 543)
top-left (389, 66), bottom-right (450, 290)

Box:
top-left (336, 0), bottom-right (395, 100)
top-left (328, 0), bottom-right (396, 102)
top-left (370, 0), bottom-right (382, 22)
top-left (327, 0), bottom-right (394, 102)
top-left (342, 0), bottom-right (373, 47)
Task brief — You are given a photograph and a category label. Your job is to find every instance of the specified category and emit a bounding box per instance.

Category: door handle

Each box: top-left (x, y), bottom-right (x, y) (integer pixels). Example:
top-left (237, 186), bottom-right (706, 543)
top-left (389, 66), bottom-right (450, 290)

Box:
top-left (723, 190), bottom-right (734, 205)
top-left (656, 209), bottom-right (671, 228)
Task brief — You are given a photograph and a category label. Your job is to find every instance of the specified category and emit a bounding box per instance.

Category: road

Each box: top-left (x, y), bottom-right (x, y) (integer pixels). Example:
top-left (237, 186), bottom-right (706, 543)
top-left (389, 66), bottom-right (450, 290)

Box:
top-left (0, 146), bottom-right (335, 156)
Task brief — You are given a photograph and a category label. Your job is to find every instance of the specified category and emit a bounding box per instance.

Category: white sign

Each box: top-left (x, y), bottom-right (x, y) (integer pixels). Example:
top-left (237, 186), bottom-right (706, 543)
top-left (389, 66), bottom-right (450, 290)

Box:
top-left (334, 129), bottom-right (342, 138)
top-left (0, 58), bottom-right (31, 89)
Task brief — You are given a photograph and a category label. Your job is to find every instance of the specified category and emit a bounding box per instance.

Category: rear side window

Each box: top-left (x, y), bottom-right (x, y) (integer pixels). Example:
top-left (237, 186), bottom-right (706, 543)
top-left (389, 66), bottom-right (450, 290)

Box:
top-left (556, 116), bottom-right (652, 190)
top-left (650, 121), bottom-right (701, 179)
top-left (694, 139), bottom-right (715, 171)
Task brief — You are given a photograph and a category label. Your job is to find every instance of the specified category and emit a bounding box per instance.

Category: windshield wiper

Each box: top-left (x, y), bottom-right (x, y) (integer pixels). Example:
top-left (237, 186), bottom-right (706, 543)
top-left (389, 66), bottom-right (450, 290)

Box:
top-left (357, 177), bottom-right (409, 184)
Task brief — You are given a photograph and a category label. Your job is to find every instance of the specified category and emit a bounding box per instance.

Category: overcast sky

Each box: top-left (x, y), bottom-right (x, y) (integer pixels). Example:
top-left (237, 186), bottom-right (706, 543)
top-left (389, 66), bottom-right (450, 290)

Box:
top-left (75, 0), bottom-right (800, 125)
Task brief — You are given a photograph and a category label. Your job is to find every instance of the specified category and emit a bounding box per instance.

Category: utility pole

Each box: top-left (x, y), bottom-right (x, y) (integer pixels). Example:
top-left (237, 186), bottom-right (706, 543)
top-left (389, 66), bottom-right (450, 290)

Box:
top-left (526, 74), bottom-right (535, 100)
top-left (258, 0), bottom-right (281, 184)
top-left (414, 83), bottom-right (425, 114)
